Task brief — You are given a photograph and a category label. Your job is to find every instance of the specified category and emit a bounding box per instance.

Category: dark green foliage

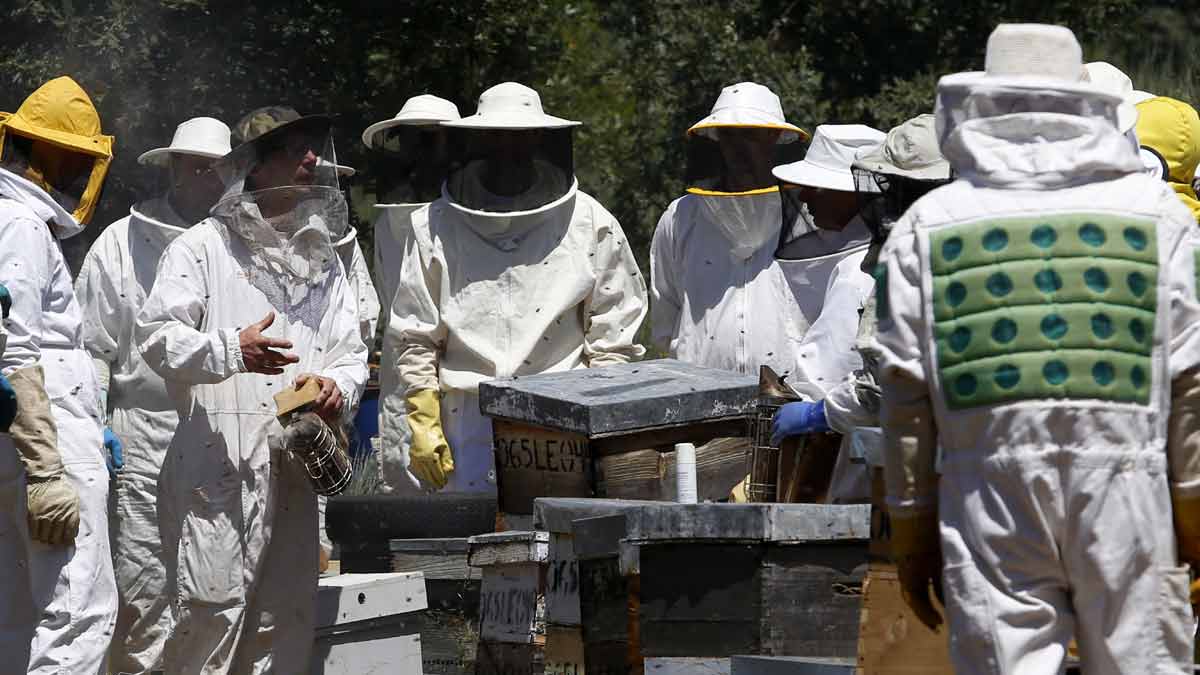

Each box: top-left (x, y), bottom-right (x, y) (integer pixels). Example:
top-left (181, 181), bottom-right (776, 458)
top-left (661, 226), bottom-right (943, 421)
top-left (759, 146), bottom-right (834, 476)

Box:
top-left (0, 0), bottom-right (1193, 271)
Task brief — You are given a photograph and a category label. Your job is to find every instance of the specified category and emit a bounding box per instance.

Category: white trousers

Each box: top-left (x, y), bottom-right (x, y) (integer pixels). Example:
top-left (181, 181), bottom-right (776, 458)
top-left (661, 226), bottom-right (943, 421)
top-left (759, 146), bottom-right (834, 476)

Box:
top-left (108, 406), bottom-right (175, 674)
top-left (939, 449), bottom-right (1192, 675)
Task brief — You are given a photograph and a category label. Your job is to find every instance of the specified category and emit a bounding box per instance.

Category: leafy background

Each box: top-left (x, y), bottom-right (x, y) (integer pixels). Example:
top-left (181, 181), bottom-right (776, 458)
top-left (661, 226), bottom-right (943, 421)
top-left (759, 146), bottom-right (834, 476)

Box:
top-left (1, 0), bottom-right (1194, 283)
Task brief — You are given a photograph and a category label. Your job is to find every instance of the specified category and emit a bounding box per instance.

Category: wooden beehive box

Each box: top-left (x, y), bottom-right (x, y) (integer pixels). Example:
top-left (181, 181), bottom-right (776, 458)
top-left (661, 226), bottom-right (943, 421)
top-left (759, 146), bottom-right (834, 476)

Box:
top-left (479, 359), bottom-right (758, 515)
top-left (389, 538), bottom-right (482, 675)
top-left (328, 493), bottom-right (496, 573)
top-left (312, 572), bottom-right (428, 675)
top-left (468, 531), bottom-right (551, 675)
top-left (572, 513), bottom-right (641, 675)
top-left (533, 498), bottom-right (661, 675)
top-left (625, 503), bottom-right (870, 660)
top-left (856, 468), bottom-right (953, 675)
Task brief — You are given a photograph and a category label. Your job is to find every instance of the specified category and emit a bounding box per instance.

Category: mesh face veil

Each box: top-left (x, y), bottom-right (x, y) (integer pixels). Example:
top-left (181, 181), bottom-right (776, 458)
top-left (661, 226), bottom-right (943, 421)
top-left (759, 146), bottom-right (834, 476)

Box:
top-left (853, 167), bottom-right (948, 243)
top-left (443, 127), bottom-right (575, 214)
top-left (685, 126), bottom-right (804, 196)
top-left (777, 181), bottom-right (817, 248)
top-left (212, 116), bottom-right (349, 327)
top-left (1, 133), bottom-right (101, 217)
top-left (367, 125), bottom-right (453, 204)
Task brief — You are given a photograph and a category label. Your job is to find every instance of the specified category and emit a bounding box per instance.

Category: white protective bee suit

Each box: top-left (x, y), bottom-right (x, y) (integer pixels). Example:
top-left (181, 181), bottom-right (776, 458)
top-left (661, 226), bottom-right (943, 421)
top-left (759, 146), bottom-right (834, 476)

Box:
top-left (75, 116), bottom-right (232, 675)
top-left (372, 205), bottom-right (423, 491)
top-left (361, 95), bottom-right (462, 493)
top-left (386, 82), bottom-right (647, 493)
top-left (328, 162), bottom-right (381, 347)
top-left (651, 82), bottom-right (811, 378)
top-left (325, 226), bottom-right (376, 556)
top-left (135, 115), bottom-right (368, 674)
top-left (768, 125), bottom-right (885, 400)
top-left (767, 125), bottom-right (886, 502)
top-left (0, 76), bottom-right (117, 675)
top-left (875, 24), bottom-right (1200, 675)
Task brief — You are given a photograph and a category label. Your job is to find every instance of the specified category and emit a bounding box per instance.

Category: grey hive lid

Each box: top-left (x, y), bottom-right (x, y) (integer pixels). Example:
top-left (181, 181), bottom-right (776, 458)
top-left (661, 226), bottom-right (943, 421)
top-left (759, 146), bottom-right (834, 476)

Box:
top-left (478, 359), bottom-right (758, 437)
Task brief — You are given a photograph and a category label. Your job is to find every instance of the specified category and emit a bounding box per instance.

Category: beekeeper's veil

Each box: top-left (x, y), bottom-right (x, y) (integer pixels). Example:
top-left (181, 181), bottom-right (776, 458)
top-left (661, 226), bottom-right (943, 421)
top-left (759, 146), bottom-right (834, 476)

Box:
top-left (213, 106), bottom-right (346, 323)
top-left (441, 82), bottom-right (579, 246)
top-left (685, 82), bottom-right (807, 259)
top-left (0, 76), bottom-right (114, 234)
top-left (363, 94), bottom-right (461, 206)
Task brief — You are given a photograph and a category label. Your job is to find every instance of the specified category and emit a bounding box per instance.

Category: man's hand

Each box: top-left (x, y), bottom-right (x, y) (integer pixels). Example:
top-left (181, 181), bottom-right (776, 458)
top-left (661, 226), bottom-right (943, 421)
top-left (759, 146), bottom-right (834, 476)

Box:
top-left (294, 373), bottom-right (343, 425)
top-left (239, 312), bottom-right (299, 375)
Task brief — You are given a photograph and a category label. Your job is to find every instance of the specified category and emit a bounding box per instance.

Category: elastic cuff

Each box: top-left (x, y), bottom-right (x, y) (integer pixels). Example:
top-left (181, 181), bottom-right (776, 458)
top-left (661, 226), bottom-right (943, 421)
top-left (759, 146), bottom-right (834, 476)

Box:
top-left (222, 328), bottom-right (246, 374)
top-left (24, 469), bottom-right (66, 483)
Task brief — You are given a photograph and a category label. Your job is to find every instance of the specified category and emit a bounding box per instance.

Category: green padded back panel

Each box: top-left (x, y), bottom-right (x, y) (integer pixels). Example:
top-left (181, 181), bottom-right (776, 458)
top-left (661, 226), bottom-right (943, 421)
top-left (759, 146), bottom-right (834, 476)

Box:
top-left (930, 214), bottom-right (1157, 409)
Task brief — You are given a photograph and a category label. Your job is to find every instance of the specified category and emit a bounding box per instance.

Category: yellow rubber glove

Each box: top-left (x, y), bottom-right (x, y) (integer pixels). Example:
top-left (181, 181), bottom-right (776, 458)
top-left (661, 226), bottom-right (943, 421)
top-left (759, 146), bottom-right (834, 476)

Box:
top-left (405, 389), bottom-right (454, 490)
top-left (891, 510), bottom-right (944, 632)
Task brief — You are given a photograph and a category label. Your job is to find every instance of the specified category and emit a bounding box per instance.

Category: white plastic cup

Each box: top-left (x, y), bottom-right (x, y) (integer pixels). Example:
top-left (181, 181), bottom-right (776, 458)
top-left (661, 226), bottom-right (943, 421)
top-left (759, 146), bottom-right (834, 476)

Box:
top-left (675, 442), bottom-right (698, 504)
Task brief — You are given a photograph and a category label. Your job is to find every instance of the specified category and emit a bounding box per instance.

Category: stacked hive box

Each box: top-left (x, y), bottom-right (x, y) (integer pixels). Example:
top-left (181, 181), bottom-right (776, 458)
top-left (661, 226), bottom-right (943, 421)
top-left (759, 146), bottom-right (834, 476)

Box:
top-left (626, 503), bottom-right (870, 665)
top-left (389, 538), bottom-right (483, 675)
top-left (312, 572), bottom-right (428, 674)
top-left (534, 498), bottom-right (660, 675)
top-left (468, 531), bottom-right (551, 675)
top-left (328, 493), bottom-right (497, 572)
top-left (480, 359), bottom-right (759, 524)
top-left (855, 468), bottom-right (953, 674)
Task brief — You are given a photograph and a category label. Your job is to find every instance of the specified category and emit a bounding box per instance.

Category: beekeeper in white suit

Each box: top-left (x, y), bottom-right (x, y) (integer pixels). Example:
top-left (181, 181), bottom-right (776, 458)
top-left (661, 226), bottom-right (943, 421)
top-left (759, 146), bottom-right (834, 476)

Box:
top-left (235, 106), bottom-right (380, 346)
top-left (136, 109), bottom-right (368, 673)
top-left (876, 24), bottom-right (1200, 674)
top-left (0, 75), bottom-right (117, 675)
top-left (770, 124), bottom-right (885, 402)
top-left (650, 82), bottom-right (810, 376)
top-left (773, 115), bottom-right (952, 501)
top-left (314, 127), bottom-right (382, 571)
top-left (75, 115), bottom-right (230, 674)
top-left (361, 94), bottom-right (461, 493)
top-left (385, 81), bottom-right (647, 493)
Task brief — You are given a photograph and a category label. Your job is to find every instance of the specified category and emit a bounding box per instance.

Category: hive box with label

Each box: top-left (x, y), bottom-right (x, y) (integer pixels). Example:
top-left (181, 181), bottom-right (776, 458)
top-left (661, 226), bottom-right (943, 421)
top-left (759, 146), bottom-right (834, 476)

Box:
top-left (480, 359), bottom-right (758, 515)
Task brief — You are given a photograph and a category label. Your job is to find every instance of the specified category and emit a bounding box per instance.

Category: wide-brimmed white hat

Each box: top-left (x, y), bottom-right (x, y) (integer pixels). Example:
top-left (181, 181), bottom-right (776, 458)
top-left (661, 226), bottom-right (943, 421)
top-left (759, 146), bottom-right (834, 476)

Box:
top-left (361, 95), bottom-right (461, 148)
top-left (443, 82), bottom-right (580, 130)
top-left (138, 116), bottom-right (231, 166)
top-left (938, 25), bottom-right (1122, 102)
top-left (1082, 62), bottom-right (1140, 132)
top-left (773, 124), bottom-right (885, 191)
top-left (688, 82), bottom-right (808, 144)
top-left (852, 114), bottom-right (950, 182)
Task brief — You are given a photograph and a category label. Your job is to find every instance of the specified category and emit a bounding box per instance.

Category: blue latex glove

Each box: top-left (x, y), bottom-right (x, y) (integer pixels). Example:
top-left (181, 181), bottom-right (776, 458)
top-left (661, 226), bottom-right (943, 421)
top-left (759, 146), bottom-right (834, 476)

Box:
top-left (771, 400), bottom-right (829, 446)
top-left (104, 427), bottom-right (124, 479)
top-left (0, 283), bottom-right (10, 319)
top-left (0, 373), bottom-right (16, 432)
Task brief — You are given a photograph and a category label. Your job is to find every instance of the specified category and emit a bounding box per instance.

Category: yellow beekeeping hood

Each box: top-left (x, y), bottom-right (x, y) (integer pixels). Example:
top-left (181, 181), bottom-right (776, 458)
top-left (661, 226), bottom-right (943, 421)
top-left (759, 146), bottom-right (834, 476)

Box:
top-left (0, 76), bottom-right (114, 225)
top-left (1136, 96), bottom-right (1200, 221)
